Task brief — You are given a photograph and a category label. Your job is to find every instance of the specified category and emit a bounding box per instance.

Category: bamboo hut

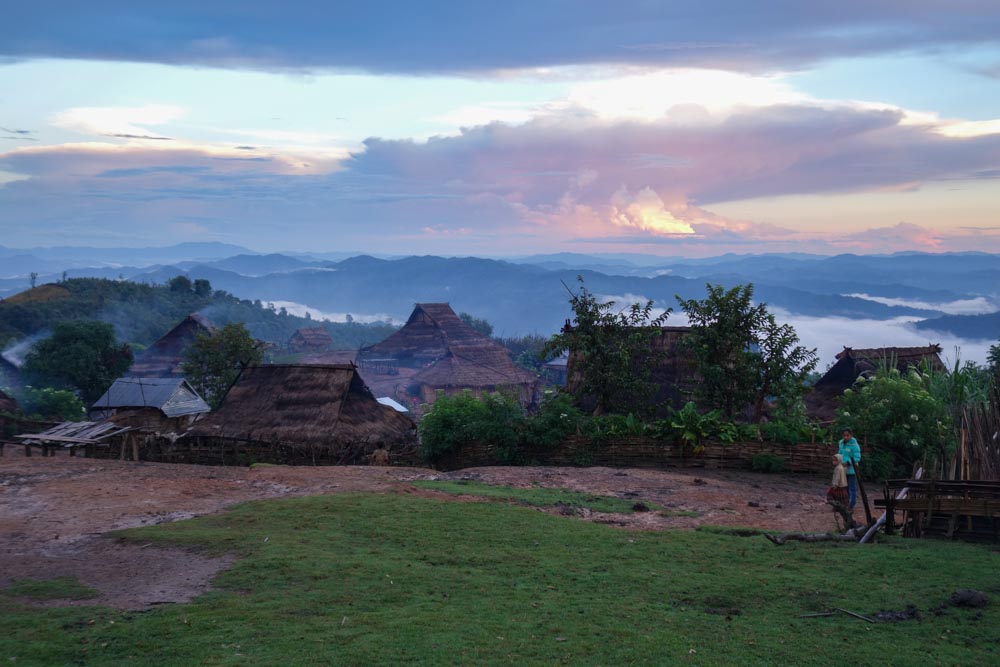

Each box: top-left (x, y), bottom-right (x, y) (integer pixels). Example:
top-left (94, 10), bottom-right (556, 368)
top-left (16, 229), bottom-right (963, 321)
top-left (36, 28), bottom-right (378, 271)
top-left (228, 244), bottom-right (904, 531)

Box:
top-left (806, 345), bottom-right (945, 420)
top-left (288, 327), bottom-right (333, 353)
top-left (188, 364), bottom-right (416, 465)
top-left (128, 313), bottom-right (215, 377)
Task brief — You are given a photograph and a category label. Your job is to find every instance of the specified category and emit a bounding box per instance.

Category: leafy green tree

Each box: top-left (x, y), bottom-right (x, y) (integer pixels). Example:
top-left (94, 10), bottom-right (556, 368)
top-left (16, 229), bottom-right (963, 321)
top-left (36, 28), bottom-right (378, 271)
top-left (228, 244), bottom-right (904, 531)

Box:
top-left (838, 366), bottom-right (954, 479)
top-left (22, 320), bottom-right (133, 404)
top-left (419, 390), bottom-right (524, 463)
top-left (182, 322), bottom-right (263, 409)
top-left (459, 312), bottom-right (494, 337)
top-left (16, 386), bottom-right (85, 421)
top-left (168, 275), bottom-right (193, 293)
top-left (544, 276), bottom-right (670, 416)
top-left (193, 279), bottom-right (212, 297)
top-left (677, 283), bottom-right (816, 422)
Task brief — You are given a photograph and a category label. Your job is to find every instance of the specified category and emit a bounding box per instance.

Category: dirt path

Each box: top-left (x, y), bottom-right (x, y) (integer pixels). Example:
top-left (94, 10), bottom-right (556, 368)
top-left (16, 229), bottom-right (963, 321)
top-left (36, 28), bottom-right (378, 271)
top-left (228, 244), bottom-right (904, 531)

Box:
top-left (1, 453), bottom-right (836, 609)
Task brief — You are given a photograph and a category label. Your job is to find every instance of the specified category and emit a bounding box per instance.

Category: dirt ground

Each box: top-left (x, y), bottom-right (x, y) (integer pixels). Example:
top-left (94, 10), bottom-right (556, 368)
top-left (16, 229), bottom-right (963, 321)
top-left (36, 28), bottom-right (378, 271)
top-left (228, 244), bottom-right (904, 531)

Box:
top-left (1, 452), bottom-right (840, 609)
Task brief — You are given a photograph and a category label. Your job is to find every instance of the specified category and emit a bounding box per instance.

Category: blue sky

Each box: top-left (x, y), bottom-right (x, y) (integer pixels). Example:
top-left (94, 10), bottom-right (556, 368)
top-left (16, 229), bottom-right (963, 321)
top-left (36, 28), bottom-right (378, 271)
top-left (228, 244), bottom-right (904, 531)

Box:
top-left (1, 2), bottom-right (999, 255)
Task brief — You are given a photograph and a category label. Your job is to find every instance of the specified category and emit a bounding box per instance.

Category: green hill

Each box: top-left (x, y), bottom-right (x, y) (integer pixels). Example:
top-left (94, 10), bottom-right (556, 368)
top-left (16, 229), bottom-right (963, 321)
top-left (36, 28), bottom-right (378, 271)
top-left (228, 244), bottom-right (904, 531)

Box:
top-left (0, 278), bottom-right (397, 352)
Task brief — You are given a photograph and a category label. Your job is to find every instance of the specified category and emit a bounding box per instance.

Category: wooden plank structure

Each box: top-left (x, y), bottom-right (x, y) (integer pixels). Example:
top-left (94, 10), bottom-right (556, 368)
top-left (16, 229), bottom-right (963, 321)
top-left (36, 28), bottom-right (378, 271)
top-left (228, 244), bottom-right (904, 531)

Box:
top-left (14, 420), bottom-right (134, 457)
top-left (879, 479), bottom-right (1000, 542)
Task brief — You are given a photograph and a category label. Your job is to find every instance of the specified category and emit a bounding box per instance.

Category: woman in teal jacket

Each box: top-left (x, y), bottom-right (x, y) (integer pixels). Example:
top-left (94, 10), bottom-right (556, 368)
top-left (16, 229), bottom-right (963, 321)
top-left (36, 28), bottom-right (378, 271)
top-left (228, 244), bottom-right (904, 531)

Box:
top-left (838, 429), bottom-right (862, 509)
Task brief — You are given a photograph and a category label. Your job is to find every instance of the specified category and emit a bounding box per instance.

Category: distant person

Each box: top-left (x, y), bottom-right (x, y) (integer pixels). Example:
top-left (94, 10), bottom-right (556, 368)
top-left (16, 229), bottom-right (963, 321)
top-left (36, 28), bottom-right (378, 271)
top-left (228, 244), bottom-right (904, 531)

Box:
top-left (827, 454), bottom-right (849, 506)
top-left (838, 429), bottom-right (862, 509)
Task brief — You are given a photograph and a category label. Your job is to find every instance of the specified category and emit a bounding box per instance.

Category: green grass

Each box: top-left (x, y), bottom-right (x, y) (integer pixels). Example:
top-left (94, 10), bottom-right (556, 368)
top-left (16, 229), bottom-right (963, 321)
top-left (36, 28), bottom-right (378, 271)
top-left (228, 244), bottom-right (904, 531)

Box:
top-left (411, 479), bottom-right (668, 514)
top-left (1, 493), bottom-right (998, 665)
top-left (4, 576), bottom-right (99, 601)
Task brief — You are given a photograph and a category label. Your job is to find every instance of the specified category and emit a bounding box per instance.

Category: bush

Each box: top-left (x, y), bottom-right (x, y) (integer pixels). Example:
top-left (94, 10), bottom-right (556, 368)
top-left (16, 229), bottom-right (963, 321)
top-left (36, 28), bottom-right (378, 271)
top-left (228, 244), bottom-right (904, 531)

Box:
top-left (751, 453), bottom-right (786, 473)
top-left (419, 391), bottom-right (524, 463)
top-left (859, 449), bottom-right (895, 485)
top-left (17, 386), bottom-right (85, 421)
top-left (521, 391), bottom-right (583, 448)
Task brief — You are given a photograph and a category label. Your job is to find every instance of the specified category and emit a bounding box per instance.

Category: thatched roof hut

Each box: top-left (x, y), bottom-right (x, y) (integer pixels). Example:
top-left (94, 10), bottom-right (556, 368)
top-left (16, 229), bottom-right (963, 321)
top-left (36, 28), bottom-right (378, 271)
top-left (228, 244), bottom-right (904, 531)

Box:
top-left (288, 327), bottom-right (333, 353)
top-left (361, 303), bottom-right (540, 409)
top-left (190, 364), bottom-right (416, 462)
top-left (362, 303), bottom-right (489, 366)
top-left (806, 344), bottom-right (946, 420)
top-left (129, 313), bottom-right (214, 378)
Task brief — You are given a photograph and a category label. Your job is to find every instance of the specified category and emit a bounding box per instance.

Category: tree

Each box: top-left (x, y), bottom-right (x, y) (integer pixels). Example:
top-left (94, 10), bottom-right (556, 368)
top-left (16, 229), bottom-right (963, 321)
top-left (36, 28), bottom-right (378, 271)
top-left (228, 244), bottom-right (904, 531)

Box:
top-left (677, 283), bottom-right (816, 422)
top-left (22, 320), bottom-right (134, 404)
top-left (17, 386), bottom-right (85, 421)
top-left (29, 272), bottom-right (38, 288)
top-left (182, 322), bottom-right (263, 409)
top-left (193, 278), bottom-right (212, 297)
top-left (168, 275), bottom-right (193, 293)
top-left (459, 312), bottom-right (494, 337)
top-left (544, 276), bottom-right (670, 416)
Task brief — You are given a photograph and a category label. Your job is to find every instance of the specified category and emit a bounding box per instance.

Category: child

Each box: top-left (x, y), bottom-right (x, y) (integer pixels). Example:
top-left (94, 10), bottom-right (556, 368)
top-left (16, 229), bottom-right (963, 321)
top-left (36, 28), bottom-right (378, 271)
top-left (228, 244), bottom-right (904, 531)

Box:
top-left (827, 454), bottom-right (849, 506)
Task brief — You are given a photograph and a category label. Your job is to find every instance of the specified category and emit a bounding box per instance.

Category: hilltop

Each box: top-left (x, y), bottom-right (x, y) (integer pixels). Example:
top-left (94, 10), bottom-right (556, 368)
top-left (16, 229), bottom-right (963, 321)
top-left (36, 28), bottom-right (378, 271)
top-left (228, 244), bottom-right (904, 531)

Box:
top-left (0, 278), bottom-right (397, 354)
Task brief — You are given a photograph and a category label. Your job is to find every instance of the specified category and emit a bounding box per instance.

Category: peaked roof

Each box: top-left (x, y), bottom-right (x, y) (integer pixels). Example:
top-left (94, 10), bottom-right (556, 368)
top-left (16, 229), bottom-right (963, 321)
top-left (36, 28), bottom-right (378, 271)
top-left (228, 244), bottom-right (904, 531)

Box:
top-left (129, 313), bottom-right (215, 377)
top-left (191, 364), bottom-right (414, 446)
top-left (92, 377), bottom-right (210, 417)
top-left (412, 345), bottom-right (538, 388)
top-left (834, 345), bottom-right (946, 372)
top-left (290, 327), bottom-right (333, 344)
top-left (362, 303), bottom-right (491, 358)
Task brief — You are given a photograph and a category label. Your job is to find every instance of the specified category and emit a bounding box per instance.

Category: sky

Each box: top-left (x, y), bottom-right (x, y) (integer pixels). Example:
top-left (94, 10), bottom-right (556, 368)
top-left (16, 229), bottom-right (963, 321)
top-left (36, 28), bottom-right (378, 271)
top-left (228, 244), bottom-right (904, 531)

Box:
top-left (1, 2), bottom-right (1000, 256)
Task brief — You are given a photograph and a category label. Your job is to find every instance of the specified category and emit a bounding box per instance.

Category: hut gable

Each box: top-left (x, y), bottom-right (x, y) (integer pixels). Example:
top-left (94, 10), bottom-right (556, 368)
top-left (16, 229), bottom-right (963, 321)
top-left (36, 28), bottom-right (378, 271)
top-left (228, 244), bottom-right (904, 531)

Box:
top-left (191, 364), bottom-right (415, 448)
top-left (288, 327), bottom-right (333, 353)
top-left (91, 377), bottom-right (210, 418)
top-left (362, 303), bottom-right (490, 365)
top-left (129, 313), bottom-right (215, 378)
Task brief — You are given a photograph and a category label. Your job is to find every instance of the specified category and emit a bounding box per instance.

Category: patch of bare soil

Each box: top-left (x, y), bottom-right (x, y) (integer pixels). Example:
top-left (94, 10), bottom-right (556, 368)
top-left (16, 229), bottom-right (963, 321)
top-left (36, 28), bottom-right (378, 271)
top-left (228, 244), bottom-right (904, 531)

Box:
top-left (1, 453), bottom-right (842, 609)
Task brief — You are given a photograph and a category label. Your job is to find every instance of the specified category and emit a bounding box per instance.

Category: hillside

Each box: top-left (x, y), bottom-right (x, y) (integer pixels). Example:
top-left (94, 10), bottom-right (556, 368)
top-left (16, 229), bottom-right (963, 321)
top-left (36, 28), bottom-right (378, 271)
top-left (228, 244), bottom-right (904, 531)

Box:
top-left (0, 278), bottom-right (397, 353)
top-left (915, 311), bottom-right (1000, 341)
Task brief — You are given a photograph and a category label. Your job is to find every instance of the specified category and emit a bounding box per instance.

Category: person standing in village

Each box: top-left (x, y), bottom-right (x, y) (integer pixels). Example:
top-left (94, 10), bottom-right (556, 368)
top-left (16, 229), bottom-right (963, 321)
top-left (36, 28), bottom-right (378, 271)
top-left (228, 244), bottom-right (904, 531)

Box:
top-left (838, 428), bottom-right (862, 509)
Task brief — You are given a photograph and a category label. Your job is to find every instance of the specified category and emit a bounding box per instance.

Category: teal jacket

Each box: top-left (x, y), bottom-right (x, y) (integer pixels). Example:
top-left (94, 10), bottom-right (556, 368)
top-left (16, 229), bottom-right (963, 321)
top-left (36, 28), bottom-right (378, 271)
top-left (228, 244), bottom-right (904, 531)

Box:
top-left (838, 438), bottom-right (861, 475)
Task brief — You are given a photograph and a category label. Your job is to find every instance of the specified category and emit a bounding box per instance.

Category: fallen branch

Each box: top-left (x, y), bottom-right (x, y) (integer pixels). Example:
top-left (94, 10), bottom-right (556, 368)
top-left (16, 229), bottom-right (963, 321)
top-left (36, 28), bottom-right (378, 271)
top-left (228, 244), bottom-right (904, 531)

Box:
top-left (834, 607), bottom-right (876, 624)
top-left (799, 612), bottom-right (836, 618)
top-left (764, 532), bottom-right (858, 545)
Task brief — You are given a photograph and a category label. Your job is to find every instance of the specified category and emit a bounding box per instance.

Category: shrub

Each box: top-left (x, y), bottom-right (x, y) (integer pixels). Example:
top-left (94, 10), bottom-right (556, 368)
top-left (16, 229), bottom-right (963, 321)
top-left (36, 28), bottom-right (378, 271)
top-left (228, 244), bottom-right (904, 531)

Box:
top-left (751, 453), bottom-right (785, 473)
top-left (419, 390), bottom-right (524, 463)
top-left (16, 386), bottom-right (85, 421)
top-left (521, 391), bottom-right (583, 448)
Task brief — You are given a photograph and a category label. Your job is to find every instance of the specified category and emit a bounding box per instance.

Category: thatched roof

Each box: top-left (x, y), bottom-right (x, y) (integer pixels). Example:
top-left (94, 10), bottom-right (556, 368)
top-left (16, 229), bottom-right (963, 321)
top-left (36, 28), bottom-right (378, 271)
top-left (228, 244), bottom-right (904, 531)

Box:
top-left (289, 327), bottom-right (333, 351)
top-left (807, 344), bottom-right (947, 421)
top-left (412, 345), bottom-right (538, 389)
top-left (191, 364), bottom-right (415, 447)
top-left (92, 377), bottom-right (210, 418)
top-left (0, 388), bottom-right (17, 414)
top-left (362, 303), bottom-right (490, 363)
top-left (129, 313), bottom-right (215, 377)
top-left (834, 345), bottom-right (946, 373)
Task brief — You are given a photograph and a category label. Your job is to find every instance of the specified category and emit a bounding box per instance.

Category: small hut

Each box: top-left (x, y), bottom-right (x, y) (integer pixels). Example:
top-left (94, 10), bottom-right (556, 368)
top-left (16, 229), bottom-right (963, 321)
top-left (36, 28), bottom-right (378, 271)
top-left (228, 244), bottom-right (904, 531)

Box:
top-left (806, 345), bottom-right (946, 421)
top-left (189, 364), bottom-right (416, 465)
top-left (90, 377), bottom-right (210, 429)
top-left (129, 313), bottom-right (214, 377)
top-left (362, 303), bottom-right (491, 367)
top-left (288, 327), bottom-right (333, 353)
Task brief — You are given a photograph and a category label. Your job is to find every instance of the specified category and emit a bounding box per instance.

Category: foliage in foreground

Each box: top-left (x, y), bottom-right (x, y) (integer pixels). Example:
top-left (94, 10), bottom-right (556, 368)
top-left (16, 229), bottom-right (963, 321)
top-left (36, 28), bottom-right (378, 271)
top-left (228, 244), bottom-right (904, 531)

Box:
top-left (1, 493), bottom-right (997, 666)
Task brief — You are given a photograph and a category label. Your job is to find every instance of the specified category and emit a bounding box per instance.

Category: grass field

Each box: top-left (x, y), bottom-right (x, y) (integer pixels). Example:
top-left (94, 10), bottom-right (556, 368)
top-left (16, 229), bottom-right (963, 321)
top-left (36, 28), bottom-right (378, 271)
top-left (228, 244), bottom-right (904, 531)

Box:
top-left (2, 493), bottom-right (997, 665)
